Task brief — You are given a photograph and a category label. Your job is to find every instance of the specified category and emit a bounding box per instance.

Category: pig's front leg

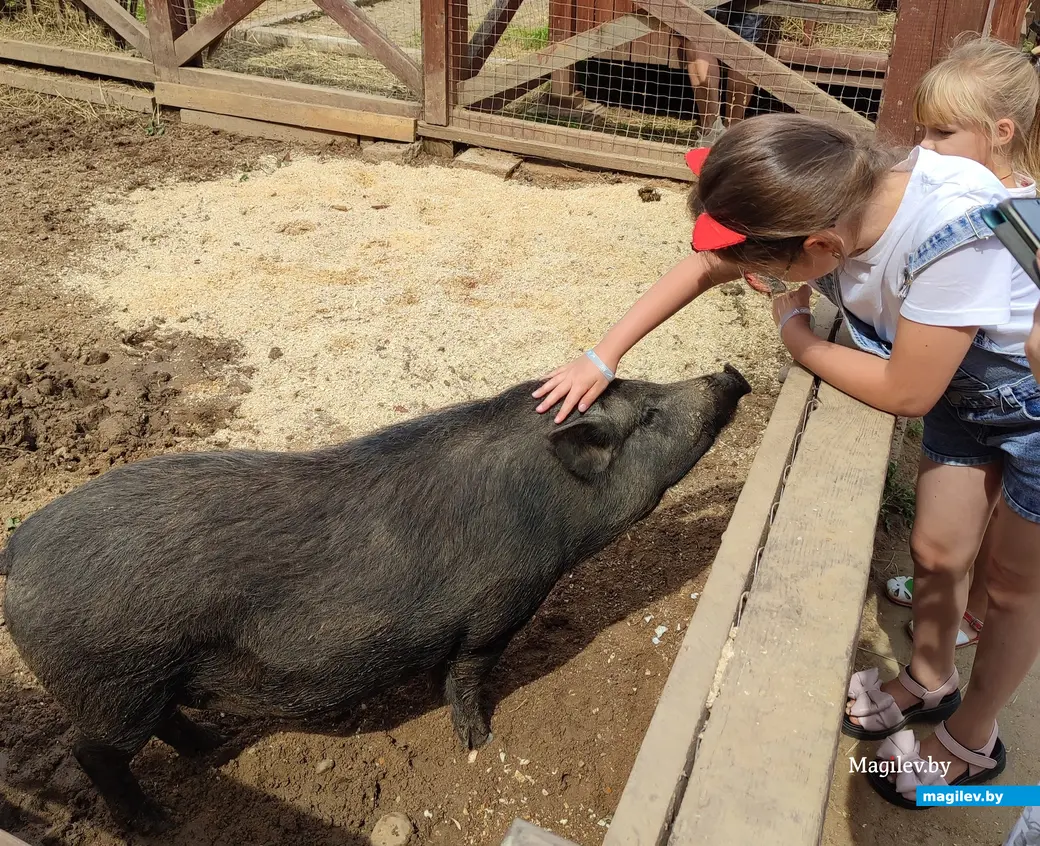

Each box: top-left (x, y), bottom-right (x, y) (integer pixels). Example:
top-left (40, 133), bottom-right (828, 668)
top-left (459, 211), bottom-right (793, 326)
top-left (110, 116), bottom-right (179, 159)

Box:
top-left (443, 645), bottom-right (508, 750)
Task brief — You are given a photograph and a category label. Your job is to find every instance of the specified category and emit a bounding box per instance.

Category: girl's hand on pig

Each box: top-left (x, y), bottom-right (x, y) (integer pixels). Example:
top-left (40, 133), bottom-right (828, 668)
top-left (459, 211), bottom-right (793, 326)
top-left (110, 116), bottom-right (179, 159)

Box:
top-left (533, 352), bottom-right (614, 424)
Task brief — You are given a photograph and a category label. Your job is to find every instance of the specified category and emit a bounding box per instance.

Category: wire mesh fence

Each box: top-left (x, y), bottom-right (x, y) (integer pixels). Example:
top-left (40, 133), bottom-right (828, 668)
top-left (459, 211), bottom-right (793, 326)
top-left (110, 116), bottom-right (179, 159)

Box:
top-left (204, 0), bottom-right (422, 100)
top-left (0, 0), bottom-right (146, 56)
top-left (450, 0), bottom-right (894, 150)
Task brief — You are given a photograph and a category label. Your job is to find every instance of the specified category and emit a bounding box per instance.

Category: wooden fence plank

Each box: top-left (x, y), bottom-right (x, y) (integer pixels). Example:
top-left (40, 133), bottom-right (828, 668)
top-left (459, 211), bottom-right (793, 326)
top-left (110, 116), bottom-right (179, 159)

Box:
top-left (173, 66), bottom-right (419, 116)
top-left (601, 299), bottom-right (840, 846)
top-left (0, 38), bottom-right (156, 82)
top-left (465, 0), bottom-right (526, 77)
top-left (989, 0), bottom-right (1030, 42)
top-left (77, 0), bottom-right (151, 58)
top-left (750, 0), bottom-right (878, 23)
top-left (666, 362), bottom-right (894, 845)
top-left (775, 42), bottom-right (888, 73)
top-left (180, 108), bottom-right (360, 144)
top-left (419, 114), bottom-right (692, 180)
top-left (633, 0), bottom-right (874, 130)
top-left (0, 63), bottom-right (155, 111)
top-left (456, 13), bottom-right (653, 110)
top-left (155, 80), bottom-right (417, 139)
top-left (144, 0), bottom-right (179, 75)
top-left (174, 0), bottom-right (267, 64)
top-left (311, 0), bottom-right (422, 93)
top-left (422, 0), bottom-right (450, 124)
top-left (877, 0), bottom-right (989, 145)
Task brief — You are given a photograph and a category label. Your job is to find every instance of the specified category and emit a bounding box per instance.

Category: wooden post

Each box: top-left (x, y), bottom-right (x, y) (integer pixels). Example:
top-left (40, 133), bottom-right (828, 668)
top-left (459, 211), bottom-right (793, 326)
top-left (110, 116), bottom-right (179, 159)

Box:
top-left (422, 0), bottom-right (450, 123)
top-left (876, 0), bottom-right (989, 146)
top-left (988, 0), bottom-right (1029, 43)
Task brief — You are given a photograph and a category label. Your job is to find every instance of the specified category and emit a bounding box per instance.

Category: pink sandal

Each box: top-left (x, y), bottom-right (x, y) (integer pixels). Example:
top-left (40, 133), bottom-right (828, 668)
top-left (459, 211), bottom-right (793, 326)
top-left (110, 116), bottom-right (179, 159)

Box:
top-left (868, 720), bottom-right (1007, 809)
top-left (842, 665), bottom-right (961, 740)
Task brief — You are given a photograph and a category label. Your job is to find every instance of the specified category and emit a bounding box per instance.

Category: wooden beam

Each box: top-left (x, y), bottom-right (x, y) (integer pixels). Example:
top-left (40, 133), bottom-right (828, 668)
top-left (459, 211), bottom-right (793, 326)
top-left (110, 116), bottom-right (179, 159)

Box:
top-left (0, 38), bottom-right (156, 82)
top-left (456, 13), bottom-right (654, 111)
top-left (632, 0), bottom-right (874, 131)
top-left (180, 108), bottom-right (361, 144)
top-left (310, 0), bottom-right (422, 94)
top-left (601, 299), bottom-right (841, 846)
top-left (419, 109), bottom-right (693, 180)
top-left (144, 0), bottom-right (178, 75)
top-left (422, 0), bottom-right (450, 124)
top-left (775, 41), bottom-right (888, 73)
top-left (464, 0), bottom-right (525, 78)
top-left (0, 830), bottom-right (34, 846)
top-left (0, 64), bottom-right (155, 111)
top-left (877, 0), bottom-right (989, 145)
top-left (801, 67), bottom-right (884, 90)
top-left (174, 0), bottom-right (267, 65)
top-left (749, 0), bottom-right (879, 24)
top-left (988, 0), bottom-right (1029, 42)
top-left (174, 65), bottom-right (419, 117)
top-left (155, 81), bottom-right (417, 140)
top-left (77, 0), bottom-right (151, 58)
top-left (666, 346), bottom-right (894, 845)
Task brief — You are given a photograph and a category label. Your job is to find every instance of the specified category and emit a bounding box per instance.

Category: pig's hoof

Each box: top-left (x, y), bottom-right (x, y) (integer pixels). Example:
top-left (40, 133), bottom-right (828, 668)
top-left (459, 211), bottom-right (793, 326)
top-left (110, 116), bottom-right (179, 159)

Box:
top-left (462, 721), bottom-right (493, 751)
top-left (125, 800), bottom-right (173, 835)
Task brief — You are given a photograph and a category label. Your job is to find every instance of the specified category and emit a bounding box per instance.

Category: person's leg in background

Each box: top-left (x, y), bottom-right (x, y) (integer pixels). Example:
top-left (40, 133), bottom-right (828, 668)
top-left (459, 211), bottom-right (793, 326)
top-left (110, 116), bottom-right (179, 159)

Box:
top-left (725, 14), bottom-right (778, 124)
top-left (684, 42), bottom-right (724, 142)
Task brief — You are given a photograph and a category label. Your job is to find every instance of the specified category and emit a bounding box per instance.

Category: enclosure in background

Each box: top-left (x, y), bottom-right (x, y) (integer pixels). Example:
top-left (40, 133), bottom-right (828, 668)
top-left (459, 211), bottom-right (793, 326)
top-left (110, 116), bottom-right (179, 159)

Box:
top-left (1, 0), bottom-right (1033, 178)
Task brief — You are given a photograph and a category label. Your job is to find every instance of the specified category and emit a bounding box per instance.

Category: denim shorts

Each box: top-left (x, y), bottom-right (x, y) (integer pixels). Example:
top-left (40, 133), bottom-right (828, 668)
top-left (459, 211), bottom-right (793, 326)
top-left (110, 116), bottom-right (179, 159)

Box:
top-left (921, 342), bottom-right (1040, 524)
top-left (707, 3), bottom-right (767, 42)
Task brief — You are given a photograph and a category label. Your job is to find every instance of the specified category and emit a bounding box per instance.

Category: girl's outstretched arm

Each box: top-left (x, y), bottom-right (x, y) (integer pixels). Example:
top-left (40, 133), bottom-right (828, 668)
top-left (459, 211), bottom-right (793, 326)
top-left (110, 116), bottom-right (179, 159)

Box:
top-left (533, 251), bottom-right (737, 423)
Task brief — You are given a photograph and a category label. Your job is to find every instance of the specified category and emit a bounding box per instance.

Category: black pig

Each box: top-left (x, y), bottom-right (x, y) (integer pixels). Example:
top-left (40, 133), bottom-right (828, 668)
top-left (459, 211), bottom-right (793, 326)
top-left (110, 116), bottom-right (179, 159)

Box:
top-left (2, 367), bottom-right (751, 833)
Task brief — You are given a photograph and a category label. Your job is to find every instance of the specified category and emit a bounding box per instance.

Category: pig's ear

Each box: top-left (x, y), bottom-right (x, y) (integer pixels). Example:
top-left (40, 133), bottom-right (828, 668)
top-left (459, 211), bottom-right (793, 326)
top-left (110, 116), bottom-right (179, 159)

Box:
top-left (547, 416), bottom-right (619, 480)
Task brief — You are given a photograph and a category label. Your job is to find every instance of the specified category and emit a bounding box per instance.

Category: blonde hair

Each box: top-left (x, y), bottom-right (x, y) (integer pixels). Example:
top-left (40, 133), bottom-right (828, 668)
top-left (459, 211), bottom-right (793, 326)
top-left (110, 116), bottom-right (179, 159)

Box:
top-left (688, 113), bottom-right (904, 267)
top-left (913, 33), bottom-right (1040, 181)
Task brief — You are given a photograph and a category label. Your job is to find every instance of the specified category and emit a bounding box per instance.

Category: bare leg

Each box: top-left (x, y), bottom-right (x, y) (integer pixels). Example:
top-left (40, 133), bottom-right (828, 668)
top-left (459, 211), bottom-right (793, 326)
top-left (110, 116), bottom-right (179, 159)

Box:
top-left (682, 39), bottom-right (722, 136)
top-left (848, 457), bottom-right (1000, 726)
top-left (916, 497), bottom-right (1040, 777)
top-left (726, 69), bottom-right (754, 125)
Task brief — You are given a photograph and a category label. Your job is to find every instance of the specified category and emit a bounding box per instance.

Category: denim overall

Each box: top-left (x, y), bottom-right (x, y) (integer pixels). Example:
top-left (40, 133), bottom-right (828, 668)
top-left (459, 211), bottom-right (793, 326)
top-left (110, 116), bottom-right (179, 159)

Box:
top-left (812, 206), bottom-right (1040, 523)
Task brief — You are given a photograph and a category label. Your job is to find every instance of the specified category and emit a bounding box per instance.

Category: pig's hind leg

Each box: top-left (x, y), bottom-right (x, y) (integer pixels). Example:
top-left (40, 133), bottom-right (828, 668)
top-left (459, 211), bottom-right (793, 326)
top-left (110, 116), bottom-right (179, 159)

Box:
top-left (69, 683), bottom-right (181, 833)
top-left (155, 709), bottom-right (227, 758)
top-left (73, 736), bottom-right (170, 834)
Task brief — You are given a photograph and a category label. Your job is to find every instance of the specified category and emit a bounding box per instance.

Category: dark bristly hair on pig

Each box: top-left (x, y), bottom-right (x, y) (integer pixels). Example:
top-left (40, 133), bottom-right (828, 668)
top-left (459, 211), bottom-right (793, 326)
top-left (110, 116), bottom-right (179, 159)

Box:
top-left (1, 366), bottom-right (751, 834)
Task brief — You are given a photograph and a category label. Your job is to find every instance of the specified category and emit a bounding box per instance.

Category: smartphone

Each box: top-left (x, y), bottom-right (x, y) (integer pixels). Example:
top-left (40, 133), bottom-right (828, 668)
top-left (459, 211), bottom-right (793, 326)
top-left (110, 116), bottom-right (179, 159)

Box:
top-left (980, 198), bottom-right (1040, 289)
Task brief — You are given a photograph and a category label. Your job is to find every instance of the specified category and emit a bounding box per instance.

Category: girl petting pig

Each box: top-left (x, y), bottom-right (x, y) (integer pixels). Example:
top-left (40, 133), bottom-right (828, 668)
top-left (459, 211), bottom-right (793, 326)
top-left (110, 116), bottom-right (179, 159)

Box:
top-left (883, 35), bottom-right (1040, 651)
top-left (533, 111), bottom-right (1040, 806)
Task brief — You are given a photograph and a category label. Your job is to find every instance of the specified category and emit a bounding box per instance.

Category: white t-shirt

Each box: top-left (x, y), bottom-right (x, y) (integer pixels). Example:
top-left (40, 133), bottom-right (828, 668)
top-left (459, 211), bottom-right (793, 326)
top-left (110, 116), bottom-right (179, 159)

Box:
top-left (835, 147), bottom-right (1039, 356)
top-left (1011, 171), bottom-right (1037, 199)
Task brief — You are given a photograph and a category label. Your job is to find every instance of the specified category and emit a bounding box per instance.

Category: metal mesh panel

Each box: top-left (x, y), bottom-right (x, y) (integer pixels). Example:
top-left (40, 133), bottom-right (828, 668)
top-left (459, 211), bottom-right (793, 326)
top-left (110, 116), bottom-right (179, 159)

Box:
top-left (204, 0), bottom-right (422, 100)
top-left (449, 0), bottom-right (894, 152)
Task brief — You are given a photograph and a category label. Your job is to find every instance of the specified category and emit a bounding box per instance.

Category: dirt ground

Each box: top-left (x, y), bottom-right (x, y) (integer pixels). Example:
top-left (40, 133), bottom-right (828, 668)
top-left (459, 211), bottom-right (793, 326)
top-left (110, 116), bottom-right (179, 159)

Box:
top-left (0, 93), bottom-right (784, 846)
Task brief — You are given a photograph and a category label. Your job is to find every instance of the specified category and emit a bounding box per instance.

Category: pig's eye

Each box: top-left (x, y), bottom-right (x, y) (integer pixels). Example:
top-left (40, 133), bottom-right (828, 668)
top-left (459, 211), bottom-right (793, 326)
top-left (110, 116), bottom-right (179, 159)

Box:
top-left (640, 407), bottom-right (660, 426)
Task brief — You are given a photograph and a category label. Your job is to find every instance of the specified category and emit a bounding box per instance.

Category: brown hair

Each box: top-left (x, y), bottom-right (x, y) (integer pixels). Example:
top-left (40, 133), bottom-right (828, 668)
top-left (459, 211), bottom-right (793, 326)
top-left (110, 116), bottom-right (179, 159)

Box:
top-left (687, 113), bottom-right (904, 268)
top-left (913, 33), bottom-right (1040, 182)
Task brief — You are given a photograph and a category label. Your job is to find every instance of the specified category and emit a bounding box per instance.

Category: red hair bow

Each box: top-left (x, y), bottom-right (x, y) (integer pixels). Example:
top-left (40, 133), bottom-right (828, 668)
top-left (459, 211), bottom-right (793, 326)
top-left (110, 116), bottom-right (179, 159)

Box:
top-left (686, 147), bottom-right (746, 251)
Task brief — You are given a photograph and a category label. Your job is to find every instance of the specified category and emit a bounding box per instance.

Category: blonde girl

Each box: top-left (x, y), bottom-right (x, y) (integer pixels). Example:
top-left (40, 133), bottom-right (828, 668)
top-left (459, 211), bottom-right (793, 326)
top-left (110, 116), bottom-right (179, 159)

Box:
top-left (884, 35), bottom-right (1040, 649)
top-left (533, 112), bottom-right (1040, 807)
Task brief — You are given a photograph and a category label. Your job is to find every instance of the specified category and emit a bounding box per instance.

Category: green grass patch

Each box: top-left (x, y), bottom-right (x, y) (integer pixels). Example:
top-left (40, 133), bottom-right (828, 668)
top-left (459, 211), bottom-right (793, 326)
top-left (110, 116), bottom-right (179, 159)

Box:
top-left (881, 459), bottom-right (916, 531)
